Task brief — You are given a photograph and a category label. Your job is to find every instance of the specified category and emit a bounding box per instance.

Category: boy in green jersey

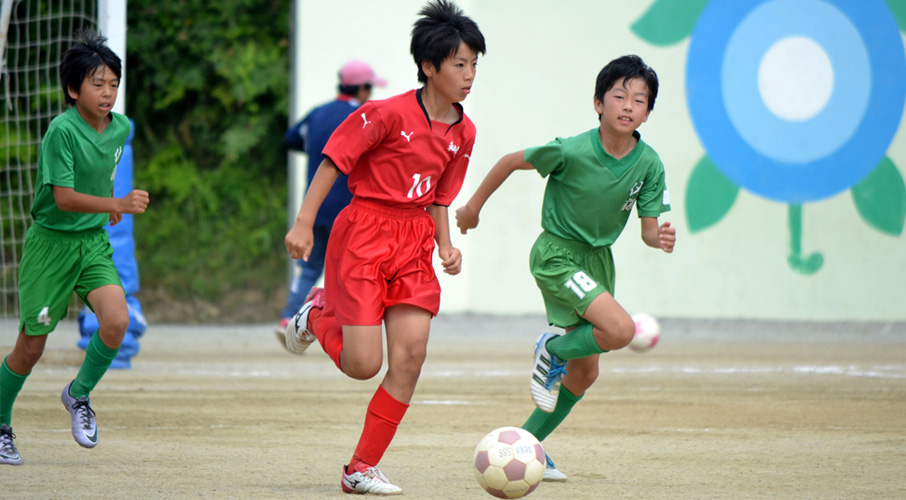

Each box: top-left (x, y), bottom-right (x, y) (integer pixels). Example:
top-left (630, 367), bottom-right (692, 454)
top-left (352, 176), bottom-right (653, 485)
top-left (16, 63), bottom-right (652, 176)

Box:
top-left (456, 55), bottom-right (676, 481)
top-left (0, 31), bottom-right (149, 466)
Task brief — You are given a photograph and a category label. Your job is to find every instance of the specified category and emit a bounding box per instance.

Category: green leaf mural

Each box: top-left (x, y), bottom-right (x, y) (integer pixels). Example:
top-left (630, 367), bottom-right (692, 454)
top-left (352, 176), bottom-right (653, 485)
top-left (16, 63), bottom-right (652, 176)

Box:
top-left (685, 155), bottom-right (739, 232)
top-left (884, 0), bottom-right (906, 32)
top-left (631, 0), bottom-right (709, 46)
top-left (852, 156), bottom-right (906, 235)
top-left (636, 0), bottom-right (905, 275)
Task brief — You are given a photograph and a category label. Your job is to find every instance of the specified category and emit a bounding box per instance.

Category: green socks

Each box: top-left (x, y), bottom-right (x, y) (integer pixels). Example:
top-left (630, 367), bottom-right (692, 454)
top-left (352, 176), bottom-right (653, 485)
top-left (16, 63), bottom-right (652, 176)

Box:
top-left (522, 385), bottom-right (582, 442)
top-left (0, 357), bottom-right (28, 426)
top-left (546, 323), bottom-right (605, 360)
top-left (69, 333), bottom-right (119, 399)
top-left (1, 333), bottom-right (119, 425)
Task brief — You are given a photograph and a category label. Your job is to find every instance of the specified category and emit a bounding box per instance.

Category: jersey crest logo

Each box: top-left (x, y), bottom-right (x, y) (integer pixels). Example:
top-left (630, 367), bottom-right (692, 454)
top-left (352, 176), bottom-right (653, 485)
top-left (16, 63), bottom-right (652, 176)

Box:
top-left (447, 142), bottom-right (459, 154)
top-left (401, 131), bottom-right (414, 142)
top-left (111, 146), bottom-right (123, 180)
top-left (621, 181), bottom-right (644, 211)
top-left (361, 113), bottom-right (372, 129)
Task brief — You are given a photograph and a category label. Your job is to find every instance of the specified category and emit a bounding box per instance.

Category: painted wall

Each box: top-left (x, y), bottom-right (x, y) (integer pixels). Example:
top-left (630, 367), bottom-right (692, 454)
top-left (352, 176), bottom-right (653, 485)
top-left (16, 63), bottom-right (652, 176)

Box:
top-left (292, 0), bottom-right (906, 321)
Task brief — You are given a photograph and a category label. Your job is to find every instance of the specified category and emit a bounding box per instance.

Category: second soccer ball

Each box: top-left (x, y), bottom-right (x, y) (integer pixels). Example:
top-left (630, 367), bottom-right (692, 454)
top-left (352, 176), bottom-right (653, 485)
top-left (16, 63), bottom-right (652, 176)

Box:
top-left (629, 313), bottom-right (661, 353)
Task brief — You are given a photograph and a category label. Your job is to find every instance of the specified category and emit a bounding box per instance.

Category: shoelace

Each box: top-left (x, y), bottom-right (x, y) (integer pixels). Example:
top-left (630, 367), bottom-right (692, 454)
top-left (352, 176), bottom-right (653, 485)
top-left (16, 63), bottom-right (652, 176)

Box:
top-left (71, 399), bottom-right (96, 429)
top-left (0, 430), bottom-right (17, 453)
top-left (362, 468), bottom-right (384, 481)
top-left (544, 359), bottom-right (567, 389)
top-left (545, 454), bottom-right (555, 469)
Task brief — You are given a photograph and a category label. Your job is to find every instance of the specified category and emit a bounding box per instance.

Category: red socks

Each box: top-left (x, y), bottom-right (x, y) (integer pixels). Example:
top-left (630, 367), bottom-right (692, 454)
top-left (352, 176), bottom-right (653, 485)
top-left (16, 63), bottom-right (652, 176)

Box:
top-left (348, 385), bottom-right (409, 470)
top-left (310, 307), bottom-right (344, 369)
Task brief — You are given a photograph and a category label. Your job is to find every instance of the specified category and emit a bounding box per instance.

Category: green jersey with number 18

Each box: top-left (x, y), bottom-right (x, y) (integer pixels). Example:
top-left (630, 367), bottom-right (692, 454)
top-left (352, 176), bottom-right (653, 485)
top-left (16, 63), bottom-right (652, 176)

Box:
top-left (524, 128), bottom-right (670, 247)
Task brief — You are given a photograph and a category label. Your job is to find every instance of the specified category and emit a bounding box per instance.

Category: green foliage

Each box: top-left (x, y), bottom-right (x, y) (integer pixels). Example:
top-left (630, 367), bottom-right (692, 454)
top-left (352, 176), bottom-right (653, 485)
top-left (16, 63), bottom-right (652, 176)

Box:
top-left (126, 0), bottom-right (291, 305)
top-left (1, 124), bottom-right (38, 271)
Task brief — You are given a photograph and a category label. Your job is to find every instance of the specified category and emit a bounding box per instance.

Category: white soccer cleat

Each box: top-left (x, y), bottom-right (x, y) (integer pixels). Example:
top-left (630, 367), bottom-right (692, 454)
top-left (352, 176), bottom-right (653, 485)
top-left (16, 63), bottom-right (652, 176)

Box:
top-left (543, 453), bottom-right (567, 482)
top-left (274, 318), bottom-right (293, 351)
top-left (284, 288), bottom-right (324, 354)
top-left (341, 463), bottom-right (403, 495)
top-left (61, 381), bottom-right (98, 448)
top-left (0, 423), bottom-right (24, 465)
top-left (530, 332), bottom-right (567, 413)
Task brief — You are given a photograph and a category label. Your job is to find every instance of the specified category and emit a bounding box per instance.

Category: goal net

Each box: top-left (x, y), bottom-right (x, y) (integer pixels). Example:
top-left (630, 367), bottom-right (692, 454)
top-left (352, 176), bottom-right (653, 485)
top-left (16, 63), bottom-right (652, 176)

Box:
top-left (0, 0), bottom-right (97, 318)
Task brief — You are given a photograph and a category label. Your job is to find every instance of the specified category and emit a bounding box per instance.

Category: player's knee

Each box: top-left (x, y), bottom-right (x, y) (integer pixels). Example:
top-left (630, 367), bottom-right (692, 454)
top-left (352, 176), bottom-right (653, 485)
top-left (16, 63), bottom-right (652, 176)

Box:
top-left (13, 341), bottom-right (44, 367)
top-left (22, 344), bottom-right (44, 365)
top-left (400, 347), bottom-right (427, 373)
top-left (613, 315), bottom-right (635, 349)
top-left (99, 311), bottom-right (130, 335)
top-left (344, 358), bottom-right (382, 380)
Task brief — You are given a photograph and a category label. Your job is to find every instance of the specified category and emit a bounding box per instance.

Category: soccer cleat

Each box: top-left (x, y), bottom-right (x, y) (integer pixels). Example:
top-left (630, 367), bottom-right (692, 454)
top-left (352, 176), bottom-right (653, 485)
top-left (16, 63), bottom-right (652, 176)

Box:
top-left (341, 463), bottom-right (402, 495)
top-left (274, 318), bottom-right (293, 351)
top-left (530, 332), bottom-right (567, 413)
top-left (0, 424), bottom-right (23, 465)
top-left (543, 453), bottom-right (567, 482)
top-left (276, 317), bottom-right (290, 336)
top-left (61, 381), bottom-right (98, 448)
top-left (284, 287), bottom-right (324, 354)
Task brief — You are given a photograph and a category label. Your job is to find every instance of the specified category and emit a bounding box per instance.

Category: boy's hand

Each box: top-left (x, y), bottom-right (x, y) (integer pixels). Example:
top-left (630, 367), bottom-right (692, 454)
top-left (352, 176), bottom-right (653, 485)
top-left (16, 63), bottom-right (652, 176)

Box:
top-left (438, 245), bottom-right (462, 275)
top-left (120, 189), bottom-right (150, 214)
top-left (455, 205), bottom-right (479, 234)
top-left (285, 224), bottom-right (314, 261)
top-left (658, 221), bottom-right (676, 253)
top-left (109, 212), bottom-right (123, 226)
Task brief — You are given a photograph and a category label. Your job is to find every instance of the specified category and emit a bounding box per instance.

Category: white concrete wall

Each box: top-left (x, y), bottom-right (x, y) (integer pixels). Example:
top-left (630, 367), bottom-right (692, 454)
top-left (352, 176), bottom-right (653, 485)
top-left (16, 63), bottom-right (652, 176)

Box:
top-left (293, 0), bottom-right (906, 321)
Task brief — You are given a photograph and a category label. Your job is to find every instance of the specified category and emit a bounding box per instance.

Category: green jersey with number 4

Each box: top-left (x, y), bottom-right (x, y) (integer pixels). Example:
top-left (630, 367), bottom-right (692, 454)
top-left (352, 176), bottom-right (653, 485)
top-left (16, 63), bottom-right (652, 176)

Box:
top-left (524, 128), bottom-right (670, 247)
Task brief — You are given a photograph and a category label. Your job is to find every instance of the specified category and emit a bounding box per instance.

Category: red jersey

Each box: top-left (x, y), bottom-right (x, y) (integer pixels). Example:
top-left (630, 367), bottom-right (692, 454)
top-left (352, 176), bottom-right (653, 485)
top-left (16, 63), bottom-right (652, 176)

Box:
top-left (322, 89), bottom-right (475, 208)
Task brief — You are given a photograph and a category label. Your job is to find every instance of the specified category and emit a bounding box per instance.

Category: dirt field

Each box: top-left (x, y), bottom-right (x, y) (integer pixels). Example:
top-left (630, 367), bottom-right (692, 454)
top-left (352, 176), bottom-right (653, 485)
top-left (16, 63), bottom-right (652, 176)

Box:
top-left (1, 315), bottom-right (904, 499)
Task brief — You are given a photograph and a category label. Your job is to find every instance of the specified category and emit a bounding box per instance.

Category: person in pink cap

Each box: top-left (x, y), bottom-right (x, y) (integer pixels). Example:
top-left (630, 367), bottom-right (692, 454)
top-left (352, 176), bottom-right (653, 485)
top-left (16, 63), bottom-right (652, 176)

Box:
top-left (275, 60), bottom-right (387, 340)
top-left (339, 60), bottom-right (388, 87)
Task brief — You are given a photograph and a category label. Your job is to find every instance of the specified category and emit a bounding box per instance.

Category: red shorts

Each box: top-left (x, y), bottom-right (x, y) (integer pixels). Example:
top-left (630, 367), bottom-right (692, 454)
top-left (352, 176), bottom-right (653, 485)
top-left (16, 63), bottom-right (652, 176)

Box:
top-left (324, 198), bottom-right (440, 325)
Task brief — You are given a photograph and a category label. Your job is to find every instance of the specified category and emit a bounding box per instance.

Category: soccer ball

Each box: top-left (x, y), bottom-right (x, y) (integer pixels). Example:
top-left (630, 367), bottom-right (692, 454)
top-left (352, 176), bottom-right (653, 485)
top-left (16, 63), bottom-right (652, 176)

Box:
top-left (473, 427), bottom-right (545, 498)
top-left (629, 313), bottom-right (661, 353)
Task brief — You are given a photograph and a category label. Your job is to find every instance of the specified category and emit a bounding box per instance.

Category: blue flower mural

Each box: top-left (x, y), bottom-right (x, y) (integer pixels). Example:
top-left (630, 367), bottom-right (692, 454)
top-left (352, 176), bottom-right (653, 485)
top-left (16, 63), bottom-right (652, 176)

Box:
top-left (633, 0), bottom-right (906, 274)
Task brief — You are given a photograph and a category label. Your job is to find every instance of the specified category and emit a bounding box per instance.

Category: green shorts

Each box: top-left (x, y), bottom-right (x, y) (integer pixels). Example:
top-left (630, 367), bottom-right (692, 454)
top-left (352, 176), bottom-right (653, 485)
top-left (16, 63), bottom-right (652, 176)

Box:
top-left (529, 231), bottom-right (615, 329)
top-left (17, 224), bottom-right (121, 336)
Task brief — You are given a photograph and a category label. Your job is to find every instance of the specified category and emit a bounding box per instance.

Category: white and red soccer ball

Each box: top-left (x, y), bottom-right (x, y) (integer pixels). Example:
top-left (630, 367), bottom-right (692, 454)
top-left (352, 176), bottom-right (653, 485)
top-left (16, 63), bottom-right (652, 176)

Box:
top-left (629, 313), bottom-right (661, 353)
top-left (473, 427), bottom-right (545, 498)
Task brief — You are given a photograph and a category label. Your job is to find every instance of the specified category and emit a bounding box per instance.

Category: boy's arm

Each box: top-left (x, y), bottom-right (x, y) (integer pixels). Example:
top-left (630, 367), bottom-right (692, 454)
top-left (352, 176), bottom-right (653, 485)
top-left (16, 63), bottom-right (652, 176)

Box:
top-left (455, 150), bottom-right (533, 234)
top-left (640, 217), bottom-right (675, 253)
top-left (427, 204), bottom-right (461, 276)
top-left (285, 157), bottom-right (340, 260)
top-left (53, 186), bottom-right (149, 216)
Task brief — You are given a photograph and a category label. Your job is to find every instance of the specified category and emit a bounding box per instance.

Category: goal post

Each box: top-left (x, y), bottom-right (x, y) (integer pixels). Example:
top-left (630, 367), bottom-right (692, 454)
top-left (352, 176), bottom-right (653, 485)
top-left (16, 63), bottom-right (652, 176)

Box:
top-left (0, 0), bottom-right (127, 319)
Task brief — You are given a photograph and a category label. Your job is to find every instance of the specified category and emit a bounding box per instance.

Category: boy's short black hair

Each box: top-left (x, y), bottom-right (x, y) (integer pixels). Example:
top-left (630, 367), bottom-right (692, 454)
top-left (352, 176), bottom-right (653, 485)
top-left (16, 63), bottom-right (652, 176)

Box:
top-left (410, 0), bottom-right (486, 84)
top-left (594, 55), bottom-right (659, 112)
top-left (60, 30), bottom-right (122, 106)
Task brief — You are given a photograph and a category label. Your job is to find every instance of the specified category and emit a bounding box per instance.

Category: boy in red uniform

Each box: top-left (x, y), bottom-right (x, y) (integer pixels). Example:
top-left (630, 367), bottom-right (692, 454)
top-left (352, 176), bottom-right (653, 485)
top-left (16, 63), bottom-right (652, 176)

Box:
top-left (283, 0), bottom-right (485, 495)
